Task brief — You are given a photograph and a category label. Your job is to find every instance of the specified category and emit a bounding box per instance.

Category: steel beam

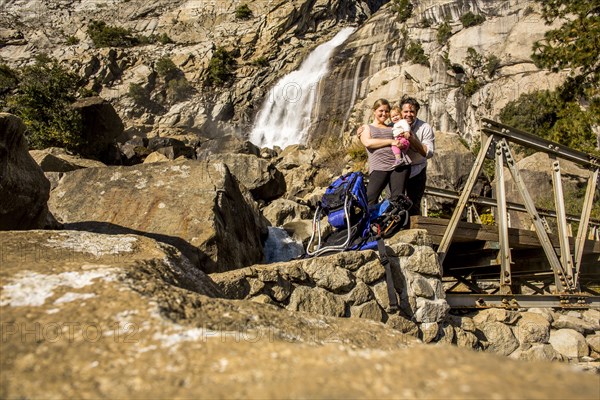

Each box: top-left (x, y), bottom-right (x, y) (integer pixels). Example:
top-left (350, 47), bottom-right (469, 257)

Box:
top-left (438, 133), bottom-right (495, 264)
top-left (481, 118), bottom-right (600, 168)
top-left (423, 186), bottom-right (600, 227)
top-left (495, 141), bottom-right (512, 294)
top-left (574, 168), bottom-right (599, 286)
top-left (446, 293), bottom-right (599, 309)
top-left (550, 158), bottom-right (576, 289)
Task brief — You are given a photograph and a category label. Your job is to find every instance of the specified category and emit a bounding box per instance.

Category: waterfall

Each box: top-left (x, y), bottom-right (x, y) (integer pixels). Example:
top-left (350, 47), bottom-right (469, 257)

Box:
top-left (263, 227), bottom-right (305, 263)
top-left (340, 54), bottom-right (366, 135)
top-left (249, 27), bottom-right (355, 149)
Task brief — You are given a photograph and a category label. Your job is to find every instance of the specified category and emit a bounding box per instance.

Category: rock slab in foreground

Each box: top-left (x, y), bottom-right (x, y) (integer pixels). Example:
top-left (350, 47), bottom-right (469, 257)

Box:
top-left (1, 230), bottom-right (598, 399)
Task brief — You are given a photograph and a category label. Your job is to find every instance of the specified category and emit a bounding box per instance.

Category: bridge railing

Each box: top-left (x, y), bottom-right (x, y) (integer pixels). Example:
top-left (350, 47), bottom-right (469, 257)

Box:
top-left (432, 118), bottom-right (599, 296)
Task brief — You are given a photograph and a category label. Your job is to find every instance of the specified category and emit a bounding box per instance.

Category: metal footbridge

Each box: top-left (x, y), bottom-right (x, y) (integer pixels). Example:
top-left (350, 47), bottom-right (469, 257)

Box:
top-left (413, 118), bottom-right (600, 309)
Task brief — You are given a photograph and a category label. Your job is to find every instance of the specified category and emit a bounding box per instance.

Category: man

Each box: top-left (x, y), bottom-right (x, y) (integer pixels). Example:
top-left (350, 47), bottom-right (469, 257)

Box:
top-left (400, 96), bottom-right (435, 216)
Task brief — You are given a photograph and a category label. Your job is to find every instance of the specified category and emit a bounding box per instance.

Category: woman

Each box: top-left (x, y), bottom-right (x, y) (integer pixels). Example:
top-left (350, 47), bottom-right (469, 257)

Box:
top-left (359, 98), bottom-right (411, 205)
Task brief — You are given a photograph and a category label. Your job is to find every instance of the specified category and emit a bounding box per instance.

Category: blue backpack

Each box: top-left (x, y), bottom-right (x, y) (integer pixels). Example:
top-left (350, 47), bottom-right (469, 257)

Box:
top-left (306, 171), bottom-right (412, 257)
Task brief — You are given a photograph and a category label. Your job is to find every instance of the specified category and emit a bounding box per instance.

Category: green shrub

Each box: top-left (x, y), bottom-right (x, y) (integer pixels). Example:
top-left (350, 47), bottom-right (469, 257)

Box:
top-left (463, 78), bottom-right (482, 97)
top-left (206, 47), bottom-right (236, 86)
top-left (499, 89), bottom-right (599, 156)
top-left (465, 47), bottom-right (483, 70)
top-left (77, 87), bottom-right (98, 98)
top-left (128, 83), bottom-right (150, 106)
top-left (166, 78), bottom-right (193, 103)
top-left (420, 18), bottom-right (432, 28)
top-left (66, 36), bottom-right (80, 45)
top-left (499, 90), bottom-right (558, 139)
top-left (155, 57), bottom-right (179, 81)
top-left (469, 142), bottom-right (495, 180)
top-left (437, 20), bottom-right (452, 44)
top-left (535, 185), bottom-right (600, 233)
top-left (347, 140), bottom-right (368, 172)
top-left (391, 0), bottom-right (413, 23)
top-left (157, 33), bottom-right (173, 45)
top-left (88, 20), bottom-right (138, 47)
top-left (531, 0), bottom-right (599, 99)
top-left (235, 4), bottom-right (253, 20)
top-left (523, 5), bottom-right (535, 16)
top-left (251, 56), bottom-right (269, 67)
top-left (7, 59), bottom-right (84, 151)
top-left (484, 54), bottom-right (500, 77)
top-left (405, 40), bottom-right (430, 66)
top-left (0, 64), bottom-right (18, 96)
top-left (460, 12), bottom-right (486, 28)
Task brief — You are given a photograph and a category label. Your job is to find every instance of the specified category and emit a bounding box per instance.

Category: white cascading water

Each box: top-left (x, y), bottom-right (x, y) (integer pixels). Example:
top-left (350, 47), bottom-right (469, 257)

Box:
top-left (249, 27), bottom-right (355, 149)
top-left (263, 227), bottom-right (305, 263)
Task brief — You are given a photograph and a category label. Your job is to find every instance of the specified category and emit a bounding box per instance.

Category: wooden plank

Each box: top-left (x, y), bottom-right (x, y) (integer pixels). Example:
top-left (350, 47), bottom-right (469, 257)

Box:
top-left (411, 216), bottom-right (600, 253)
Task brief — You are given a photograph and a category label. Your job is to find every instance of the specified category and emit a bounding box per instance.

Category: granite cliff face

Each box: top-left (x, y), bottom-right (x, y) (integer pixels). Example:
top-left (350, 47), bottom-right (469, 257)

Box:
top-left (0, 0), bottom-right (572, 148)
top-left (0, 0), bottom-right (385, 139)
top-left (310, 0), bottom-right (567, 146)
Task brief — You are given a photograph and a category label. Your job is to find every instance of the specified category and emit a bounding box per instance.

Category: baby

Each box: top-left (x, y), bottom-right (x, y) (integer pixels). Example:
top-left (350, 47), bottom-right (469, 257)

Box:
top-left (390, 106), bottom-right (411, 166)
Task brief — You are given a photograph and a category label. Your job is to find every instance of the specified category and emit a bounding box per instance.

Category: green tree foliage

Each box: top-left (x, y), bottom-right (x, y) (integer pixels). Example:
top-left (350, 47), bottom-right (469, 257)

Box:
top-left (499, 90), bottom-right (559, 136)
top-left (88, 20), bottom-right (139, 47)
top-left (167, 78), bottom-right (193, 103)
top-left (532, 0), bottom-right (600, 96)
top-left (463, 78), bottom-right (482, 97)
top-left (0, 64), bottom-right (18, 96)
top-left (460, 11), bottom-right (486, 28)
top-left (155, 57), bottom-right (179, 81)
top-left (7, 58), bottom-right (84, 151)
top-left (206, 47), bottom-right (236, 86)
top-left (465, 47), bottom-right (483, 70)
top-left (391, 0), bottom-right (413, 23)
top-left (251, 56), bottom-right (269, 67)
top-left (235, 4), bottom-right (253, 20)
top-left (437, 20), bottom-right (452, 44)
top-left (499, 90), bottom-right (598, 155)
top-left (484, 54), bottom-right (500, 77)
top-left (65, 36), bottom-right (80, 45)
top-left (405, 41), bottom-right (430, 66)
top-left (157, 33), bottom-right (174, 45)
top-left (128, 83), bottom-right (150, 106)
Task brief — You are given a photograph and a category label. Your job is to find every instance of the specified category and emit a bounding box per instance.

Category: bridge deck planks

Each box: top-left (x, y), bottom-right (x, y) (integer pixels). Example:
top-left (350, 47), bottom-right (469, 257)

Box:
top-left (410, 216), bottom-right (600, 254)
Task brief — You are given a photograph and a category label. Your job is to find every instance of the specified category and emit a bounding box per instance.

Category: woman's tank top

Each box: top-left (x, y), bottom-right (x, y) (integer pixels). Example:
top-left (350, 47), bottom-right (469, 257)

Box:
top-left (367, 125), bottom-right (396, 173)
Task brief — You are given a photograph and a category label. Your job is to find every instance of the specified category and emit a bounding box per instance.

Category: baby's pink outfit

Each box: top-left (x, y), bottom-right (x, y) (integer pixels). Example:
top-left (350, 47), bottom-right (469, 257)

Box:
top-left (391, 119), bottom-right (412, 166)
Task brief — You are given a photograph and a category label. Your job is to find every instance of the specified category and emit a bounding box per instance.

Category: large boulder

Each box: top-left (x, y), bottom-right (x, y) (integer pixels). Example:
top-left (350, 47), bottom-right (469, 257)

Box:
top-left (71, 96), bottom-right (126, 163)
top-left (48, 160), bottom-right (267, 273)
top-left (0, 113), bottom-right (50, 230)
top-left (196, 136), bottom-right (260, 159)
top-left (207, 153), bottom-right (286, 201)
top-left (426, 131), bottom-right (483, 211)
top-left (29, 147), bottom-right (106, 172)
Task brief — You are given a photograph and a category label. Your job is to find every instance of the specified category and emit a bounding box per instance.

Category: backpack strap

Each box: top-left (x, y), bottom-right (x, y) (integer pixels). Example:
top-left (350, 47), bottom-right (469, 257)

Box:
top-left (375, 236), bottom-right (398, 313)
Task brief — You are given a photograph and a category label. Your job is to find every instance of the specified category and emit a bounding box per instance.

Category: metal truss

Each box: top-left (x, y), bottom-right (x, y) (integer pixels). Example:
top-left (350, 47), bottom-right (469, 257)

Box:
top-left (435, 118), bottom-right (600, 307)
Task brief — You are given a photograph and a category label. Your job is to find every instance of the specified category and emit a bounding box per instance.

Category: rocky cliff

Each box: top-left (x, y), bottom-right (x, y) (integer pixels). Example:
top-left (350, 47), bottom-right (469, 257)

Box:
top-left (0, 0), bottom-right (385, 139)
top-left (0, 0), bottom-right (573, 148)
top-left (310, 0), bottom-right (568, 146)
